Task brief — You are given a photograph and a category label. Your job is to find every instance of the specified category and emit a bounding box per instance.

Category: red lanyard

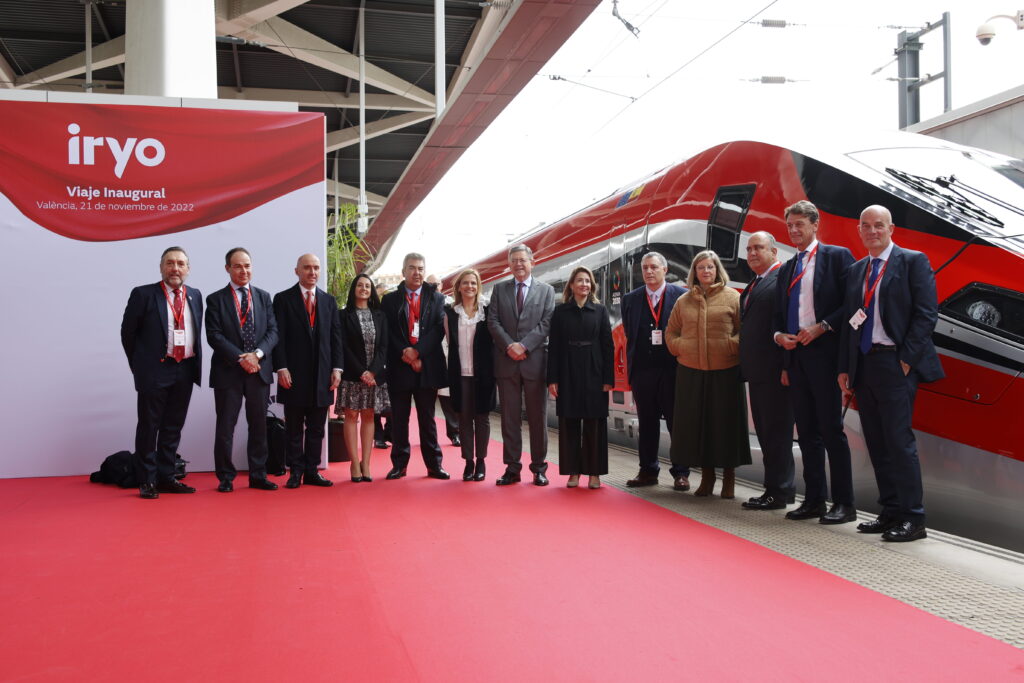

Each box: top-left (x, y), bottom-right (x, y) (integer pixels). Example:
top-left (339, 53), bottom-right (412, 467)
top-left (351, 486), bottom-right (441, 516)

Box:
top-left (231, 286), bottom-right (252, 326)
top-left (645, 288), bottom-right (665, 327)
top-left (863, 258), bottom-right (888, 308)
top-left (787, 243), bottom-right (818, 295)
top-left (160, 282), bottom-right (186, 329)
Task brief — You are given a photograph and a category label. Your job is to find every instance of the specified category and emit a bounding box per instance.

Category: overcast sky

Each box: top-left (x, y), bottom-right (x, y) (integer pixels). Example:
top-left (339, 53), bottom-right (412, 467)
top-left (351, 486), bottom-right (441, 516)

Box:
top-left (379, 0), bottom-right (1024, 276)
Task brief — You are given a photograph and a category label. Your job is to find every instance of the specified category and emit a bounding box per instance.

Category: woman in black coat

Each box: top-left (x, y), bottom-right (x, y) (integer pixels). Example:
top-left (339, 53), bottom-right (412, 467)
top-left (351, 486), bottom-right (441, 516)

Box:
top-left (445, 268), bottom-right (496, 481)
top-left (547, 266), bottom-right (614, 489)
top-left (335, 274), bottom-right (388, 482)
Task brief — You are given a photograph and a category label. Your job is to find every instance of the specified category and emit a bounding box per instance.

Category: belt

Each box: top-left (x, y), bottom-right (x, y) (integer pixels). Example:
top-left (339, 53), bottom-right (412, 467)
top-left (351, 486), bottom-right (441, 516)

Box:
top-left (867, 344), bottom-right (896, 354)
top-left (567, 341), bottom-right (593, 347)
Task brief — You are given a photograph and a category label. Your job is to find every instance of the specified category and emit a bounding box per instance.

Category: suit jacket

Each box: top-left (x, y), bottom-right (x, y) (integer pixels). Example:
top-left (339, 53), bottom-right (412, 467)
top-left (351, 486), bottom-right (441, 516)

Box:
top-left (121, 282), bottom-right (203, 392)
top-left (205, 284), bottom-right (279, 388)
top-left (487, 277), bottom-right (556, 381)
top-left (838, 245), bottom-right (945, 385)
top-left (774, 242), bottom-right (855, 368)
top-left (620, 282), bottom-right (686, 384)
top-left (271, 284), bottom-right (344, 407)
top-left (739, 268), bottom-right (784, 384)
top-left (380, 281), bottom-right (447, 391)
top-left (340, 306), bottom-right (387, 383)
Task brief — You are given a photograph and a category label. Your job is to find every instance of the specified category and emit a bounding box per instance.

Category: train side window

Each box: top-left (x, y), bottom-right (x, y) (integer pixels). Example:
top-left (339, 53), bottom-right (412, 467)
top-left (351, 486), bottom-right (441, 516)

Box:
top-left (644, 242), bottom-right (702, 285)
top-left (942, 283), bottom-right (1024, 343)
top-left (707, 184), bottom-right (755, 264)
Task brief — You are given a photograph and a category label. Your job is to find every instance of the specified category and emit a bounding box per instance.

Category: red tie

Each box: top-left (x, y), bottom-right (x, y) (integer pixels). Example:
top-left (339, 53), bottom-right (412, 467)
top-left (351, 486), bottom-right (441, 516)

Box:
top-left (172, 288), bottom-right (185, 362)
top-left (305, 291), bottom-right (315, 327)
top-left (407, 292), bottom-right (420, 344)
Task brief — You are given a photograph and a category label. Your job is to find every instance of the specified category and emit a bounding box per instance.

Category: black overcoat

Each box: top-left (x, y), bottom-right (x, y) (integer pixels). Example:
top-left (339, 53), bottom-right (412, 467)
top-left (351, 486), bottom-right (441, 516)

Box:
top-left (546, 301), bottom-right (614, 419)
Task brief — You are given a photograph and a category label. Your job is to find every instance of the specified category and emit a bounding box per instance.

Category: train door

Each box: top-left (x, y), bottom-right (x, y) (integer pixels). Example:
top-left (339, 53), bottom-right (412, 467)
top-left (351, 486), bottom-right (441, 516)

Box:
top-left (707, 184), bottom-right (756, 282)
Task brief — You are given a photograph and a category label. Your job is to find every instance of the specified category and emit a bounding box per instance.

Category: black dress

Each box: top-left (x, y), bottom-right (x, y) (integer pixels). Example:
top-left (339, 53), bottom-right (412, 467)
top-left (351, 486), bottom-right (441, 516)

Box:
top-left (547, 301), bottom-right (614, 475)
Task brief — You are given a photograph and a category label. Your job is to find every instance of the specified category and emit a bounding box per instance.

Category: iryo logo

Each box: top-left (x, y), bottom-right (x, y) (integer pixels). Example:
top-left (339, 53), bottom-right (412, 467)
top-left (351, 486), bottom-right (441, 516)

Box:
top-left (66, 123), bottom-right (166, 178)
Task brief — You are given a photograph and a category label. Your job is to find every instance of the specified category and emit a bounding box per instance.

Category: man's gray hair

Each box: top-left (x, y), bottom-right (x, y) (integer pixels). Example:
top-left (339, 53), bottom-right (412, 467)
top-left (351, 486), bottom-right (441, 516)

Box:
top-left (403, 252), bottom-right (426, 267)
top-left (508, 244), bottom-right (534, 260)
top-left (748, 231), bottom-right (777, 249)
top-left (641, 251), bottom-right (668, 268)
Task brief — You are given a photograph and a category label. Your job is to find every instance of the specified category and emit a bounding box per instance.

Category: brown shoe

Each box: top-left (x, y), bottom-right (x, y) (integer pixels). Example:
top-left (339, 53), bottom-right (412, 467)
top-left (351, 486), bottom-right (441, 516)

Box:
top-left (627, 472), bottom-right (659, 487)
top-left (693, 467), bottom-right (716, 497)
top-left (720, 468), bottom-right (735, 499)
top-left (672, 476), bottom-right (690, 492)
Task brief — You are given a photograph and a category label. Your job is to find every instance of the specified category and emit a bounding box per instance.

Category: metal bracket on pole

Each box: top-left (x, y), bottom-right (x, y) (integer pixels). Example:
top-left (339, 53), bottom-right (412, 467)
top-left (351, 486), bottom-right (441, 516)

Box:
top-left (896, 11), bottom-right (952, 128)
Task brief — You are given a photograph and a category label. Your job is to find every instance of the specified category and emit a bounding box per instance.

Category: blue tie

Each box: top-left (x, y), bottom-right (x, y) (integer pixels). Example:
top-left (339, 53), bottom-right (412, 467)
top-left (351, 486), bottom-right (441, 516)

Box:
top-left (859, 258), bottom-right (883, 354)
top-left (239, 287), bottom-right (257, 353)
top-left (786, 251), bottom-right (806, 334)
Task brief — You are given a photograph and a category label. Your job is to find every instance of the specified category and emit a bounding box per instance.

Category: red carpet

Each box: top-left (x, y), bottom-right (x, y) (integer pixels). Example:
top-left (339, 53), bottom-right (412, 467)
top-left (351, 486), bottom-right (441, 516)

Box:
top-left (1, 419), bottom-right (1022, 682)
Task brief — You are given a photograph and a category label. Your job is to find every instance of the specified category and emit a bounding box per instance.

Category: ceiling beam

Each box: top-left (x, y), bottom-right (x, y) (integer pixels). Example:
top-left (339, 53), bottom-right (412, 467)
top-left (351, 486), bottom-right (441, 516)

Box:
top-left (216, 86), bottom-right (431, 111)
top-left (326, 179), bottom-right (386, 207)
top-left (447, 3), bottom-right (510, 102)
top-left (216, 0), bottom-right (311, 34)
top-left (236, 16), bottom-right (435, 106)
top-left (0, 52), bottom-right (16, 88)
top-left (325, 111), bottom-right (434, 152)
top-left (14, 35), bottom-right (125, 88)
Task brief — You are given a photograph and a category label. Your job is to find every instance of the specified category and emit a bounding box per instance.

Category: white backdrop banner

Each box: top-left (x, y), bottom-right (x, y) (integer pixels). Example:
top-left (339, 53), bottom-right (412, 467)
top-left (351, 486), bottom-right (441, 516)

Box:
top-left (0, 99), bottom-right (325, 478)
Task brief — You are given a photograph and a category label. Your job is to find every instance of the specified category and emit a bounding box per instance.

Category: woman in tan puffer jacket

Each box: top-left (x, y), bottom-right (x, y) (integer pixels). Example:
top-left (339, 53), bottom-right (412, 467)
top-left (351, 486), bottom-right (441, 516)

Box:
top-left (665, 250), bottom-right (751, 498)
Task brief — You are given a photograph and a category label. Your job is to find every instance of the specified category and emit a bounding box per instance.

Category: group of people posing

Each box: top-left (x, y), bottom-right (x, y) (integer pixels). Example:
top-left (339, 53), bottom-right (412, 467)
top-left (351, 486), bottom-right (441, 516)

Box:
top-left (121, 198), bottom-right (942, 543)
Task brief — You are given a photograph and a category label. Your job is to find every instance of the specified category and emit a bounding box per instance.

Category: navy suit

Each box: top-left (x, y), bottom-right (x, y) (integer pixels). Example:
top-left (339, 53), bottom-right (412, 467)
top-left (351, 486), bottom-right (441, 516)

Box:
top-left (739, 267), bottom-right (795, 499)
top-left (839, 245), bottom-right (943, 522)
top-left (620, 283), bottom-right (688, 478)
top-left (775, 243), bottom-right (855, 505)
top-left (272, 284), bottom-right (344, 475)
top-left (380, 281), bottom-right (448, 471)
top-left (121, 282), bottom-right (203, 485)
top-left (206, 283), bottom-right (279, 482)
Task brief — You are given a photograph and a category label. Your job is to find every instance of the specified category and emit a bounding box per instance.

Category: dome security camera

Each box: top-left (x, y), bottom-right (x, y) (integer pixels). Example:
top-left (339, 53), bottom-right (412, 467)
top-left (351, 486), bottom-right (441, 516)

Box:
top-left (977, 22), bottom-right (996, 45)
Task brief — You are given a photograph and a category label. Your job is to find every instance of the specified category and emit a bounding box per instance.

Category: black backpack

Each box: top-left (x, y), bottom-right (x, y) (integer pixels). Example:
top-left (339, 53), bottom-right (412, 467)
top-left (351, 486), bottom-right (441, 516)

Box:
top-left (90, 451), bottom-right (137, 488)
top-left (266, 412), bottom-right (287, 476)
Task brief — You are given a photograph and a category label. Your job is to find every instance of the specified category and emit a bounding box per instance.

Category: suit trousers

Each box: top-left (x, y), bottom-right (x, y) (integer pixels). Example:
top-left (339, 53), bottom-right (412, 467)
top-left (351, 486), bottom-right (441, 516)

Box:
top-left (283, 404), bottom-right (329, 474)
top-left (458, 377), bottom-right (490, 461)
top-left (854, 350), bottom-right (925, 522)
top-left (134, 357), bottom-right (195, 485)
top-left (497, 372), bottom-right (548, 475)
top-left (631, 365), bottom-right (688, 478)
top-left (389, 386), bottom-right (443, 470)
top-left (213, 372), bottom-right (270, 482)
top-left (787, 347), bottom-right (854, 505)
top-left (748, 379), bottom-right (796, 499)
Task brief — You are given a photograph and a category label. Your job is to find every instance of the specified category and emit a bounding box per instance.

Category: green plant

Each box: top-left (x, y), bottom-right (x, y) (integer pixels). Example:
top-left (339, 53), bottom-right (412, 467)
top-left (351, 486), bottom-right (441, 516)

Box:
top-left (325, 203), bottom-right (373, 304)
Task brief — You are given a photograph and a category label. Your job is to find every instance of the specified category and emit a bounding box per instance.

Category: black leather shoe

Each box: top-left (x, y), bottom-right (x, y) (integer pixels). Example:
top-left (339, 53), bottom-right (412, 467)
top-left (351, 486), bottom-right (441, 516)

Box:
top-left (857, 517), bottom-right (898, 534)
top-left (882, 520), bottom-right (927, 542)
top-left (496, 472), bottom-right (521, 486)
top-left (626, 472), bottom-right (659, 487)
top-left (374, 440), bottom-right (389, 449)
top-left (785, 500), bottom-right (826, 520)
top-left (361, 475), bottom-right (373, 483)
top-left (249, 477), bottom-right (278, 491)
top-left (386, 467), bottom-right (407, 480)
top-left (533, 473), bottom-right (549, 487)
top-left (217, 480), bottom-right (233, 493)
top-left (285, 472), bottom-right (303, 489)
top-left (139, 483), bottom-right (159, 499)
top-left (473, 459), bottom-right (486, 482)
top-left (156, 480), bottom-right (196, 494)
top-left (304, 472), bottom-right (334, 487)
top-left (820, 503), bottom-right (857, 524)
top-left (742, 493), bottom-right (787, 510)
top-left (427, 468), bottom-right (451, 480)
top-left (672, 476), bottom-right (691, 492)
top-left (450, 435), bottom-right (462, 447)
top-left (463, 461), bottom-right (475, 481)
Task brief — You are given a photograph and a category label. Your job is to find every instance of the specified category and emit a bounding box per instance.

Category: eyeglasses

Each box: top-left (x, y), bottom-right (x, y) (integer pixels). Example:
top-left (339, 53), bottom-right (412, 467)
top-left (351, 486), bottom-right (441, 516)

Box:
top-left (510, 258), bottom-right (531, 265)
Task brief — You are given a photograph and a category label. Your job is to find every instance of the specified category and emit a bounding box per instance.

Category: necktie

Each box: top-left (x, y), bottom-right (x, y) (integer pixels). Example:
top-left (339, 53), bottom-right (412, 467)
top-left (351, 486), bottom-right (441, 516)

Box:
top-left (516, 281), bottom-right (525, 315)
top-left (860, 258), bottom-right (883, 354)
top-left (172, 288), bottom-right (185, 362)
top-left (239, 287), bottom-right (256, 352)
top-left (743, 276), bottom-right (761, 312)
top-left (786, 251), bottom-right (806, 334)
top-left (650, 292), bottom-right (659, 309)
top-left (408, 292), bottom-right (419, 344)
top-left (305, 291), bottom-right (315, 327)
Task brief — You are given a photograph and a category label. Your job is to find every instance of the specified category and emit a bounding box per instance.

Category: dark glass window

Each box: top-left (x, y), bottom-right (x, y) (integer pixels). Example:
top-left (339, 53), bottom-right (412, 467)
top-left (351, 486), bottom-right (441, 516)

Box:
top-left (707, 184), bottom-right (755, 264)
top-left (942, 283), bottom-right (1024, 343)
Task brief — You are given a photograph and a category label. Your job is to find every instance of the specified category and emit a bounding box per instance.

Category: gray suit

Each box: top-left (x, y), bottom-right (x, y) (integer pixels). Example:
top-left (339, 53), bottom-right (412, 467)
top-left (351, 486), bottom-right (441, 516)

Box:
top-left (487, 277), bottom-right (556, 474)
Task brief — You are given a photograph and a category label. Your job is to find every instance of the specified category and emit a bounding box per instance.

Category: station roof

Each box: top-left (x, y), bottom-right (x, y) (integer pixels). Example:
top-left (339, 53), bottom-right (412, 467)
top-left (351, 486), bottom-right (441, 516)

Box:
top-left (0, 0), bottom-right (600, 267)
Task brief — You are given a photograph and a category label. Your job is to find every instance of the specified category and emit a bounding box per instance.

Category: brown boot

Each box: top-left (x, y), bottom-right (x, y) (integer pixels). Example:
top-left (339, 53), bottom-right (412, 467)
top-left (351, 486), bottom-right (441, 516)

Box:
top-left (693, 467), bottom-right (716, 497)
top-left (721, 468), bottom-right (735, 499)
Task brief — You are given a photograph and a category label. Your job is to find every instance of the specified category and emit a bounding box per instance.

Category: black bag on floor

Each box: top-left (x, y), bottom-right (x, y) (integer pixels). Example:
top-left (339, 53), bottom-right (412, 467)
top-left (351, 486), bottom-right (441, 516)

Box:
top-left (174, 455), bottom-right (189, 479)
top-left (266, 412), bottom-right (287, 476)
top-left (90, 451), bottom-right (137, 488)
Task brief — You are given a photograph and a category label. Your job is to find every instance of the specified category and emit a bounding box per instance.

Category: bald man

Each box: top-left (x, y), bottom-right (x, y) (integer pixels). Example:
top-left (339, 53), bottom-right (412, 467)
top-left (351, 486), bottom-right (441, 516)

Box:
top-left (272, 254), bottom-right (344, 488)
top-left (838, 206), bottom-right (943, 542)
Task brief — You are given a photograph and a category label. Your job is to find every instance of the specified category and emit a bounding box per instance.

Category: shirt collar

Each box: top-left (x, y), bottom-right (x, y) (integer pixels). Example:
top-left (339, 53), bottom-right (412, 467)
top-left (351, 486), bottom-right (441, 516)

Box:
top-left (515, 276), bottom-right (533, 288)
top-left (645, 282), bottom-right (667, 299)
top-left (874, 242), bottom-right (895, 262)
top-left (802, 238), bottom-right (819, 255)
top-left (301, 285), bottom-right (317, 297)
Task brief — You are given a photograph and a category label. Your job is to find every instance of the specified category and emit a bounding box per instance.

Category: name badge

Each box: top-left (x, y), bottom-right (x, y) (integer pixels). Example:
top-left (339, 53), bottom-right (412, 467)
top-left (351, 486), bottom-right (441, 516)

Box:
top-left (651, 329), bottom-right (663, 345)
top-left (173, 329), bottom-right (186, 347)
top-left (412, 321), bottom-right (420, 338)
top-left (849, 308), bottom-right (867, 330)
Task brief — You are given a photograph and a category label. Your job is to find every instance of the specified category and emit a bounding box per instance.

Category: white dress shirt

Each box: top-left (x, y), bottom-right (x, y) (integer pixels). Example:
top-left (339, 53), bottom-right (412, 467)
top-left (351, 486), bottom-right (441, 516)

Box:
top-left (645, 282), bottom-right (667, 309)
top-left (456, 304), bottom-right (486, 376)
top-left (164, 286), bottom-right (195, 358)
top-left (796, 238), bottom-right (819, 330)
top-left (868, 242), bottom-right (897, 347)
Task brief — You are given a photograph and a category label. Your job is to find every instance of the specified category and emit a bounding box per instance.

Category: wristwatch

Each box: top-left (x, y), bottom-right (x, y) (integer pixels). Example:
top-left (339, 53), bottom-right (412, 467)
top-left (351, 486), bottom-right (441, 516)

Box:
top-left (818, 320), bottom-right (832, 333)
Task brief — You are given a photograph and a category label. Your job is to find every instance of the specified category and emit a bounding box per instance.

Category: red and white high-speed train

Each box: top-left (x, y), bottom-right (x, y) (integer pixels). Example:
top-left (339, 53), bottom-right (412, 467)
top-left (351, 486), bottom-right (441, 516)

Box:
top-left (448, 132), bottom-right (1024, 552)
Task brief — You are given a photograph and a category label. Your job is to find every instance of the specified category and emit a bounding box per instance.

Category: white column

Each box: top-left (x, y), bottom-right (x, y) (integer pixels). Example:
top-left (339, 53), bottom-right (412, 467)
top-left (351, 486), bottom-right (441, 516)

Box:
top-left (124, 0), bottom-right (217, 98)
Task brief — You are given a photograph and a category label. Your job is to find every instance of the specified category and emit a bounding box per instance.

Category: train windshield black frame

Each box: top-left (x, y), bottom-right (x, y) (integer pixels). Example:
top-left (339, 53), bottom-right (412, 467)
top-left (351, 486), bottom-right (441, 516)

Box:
top-left (707, 184), bottom-right (755, 266)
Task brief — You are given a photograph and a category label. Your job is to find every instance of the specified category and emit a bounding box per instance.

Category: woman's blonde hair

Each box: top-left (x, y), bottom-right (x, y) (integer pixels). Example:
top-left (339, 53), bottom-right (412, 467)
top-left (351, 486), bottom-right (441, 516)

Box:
top-left (686, 250), bottom-right (729, 290)
top-left (561, 266), bottom-right (601, 304)
top-left (452, 268), bottom-right (482, 308)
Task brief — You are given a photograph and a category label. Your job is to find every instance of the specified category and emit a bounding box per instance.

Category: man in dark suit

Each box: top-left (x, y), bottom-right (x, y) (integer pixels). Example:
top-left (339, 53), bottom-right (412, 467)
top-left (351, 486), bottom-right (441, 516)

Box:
top-left (488, 244), bottom-right (556, 486)
top-left (272, 253), bottom-right (343, 489)
top-left (739, 232), bottom-right (796, 510)
top-left (620, 251), bottom-right (690, 490)
top-left (121, 246), bottom-right (202, 499)
top-left (206, 247), bottom-right (280, 492)
top-left (838, 205), bottom-right (943, 542)
top-left (380, 253), bottom-right (450, 480)
top-left (774, 200), bottom-right (857, 524)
